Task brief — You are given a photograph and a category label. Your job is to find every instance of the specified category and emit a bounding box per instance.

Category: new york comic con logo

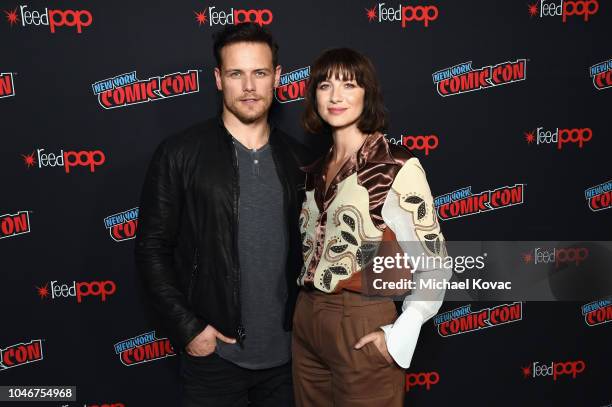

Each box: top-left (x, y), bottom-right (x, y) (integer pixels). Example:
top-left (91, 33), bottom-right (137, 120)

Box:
top-left (3, 5), bottom-right (92, 33)
top-left (0, 339), bottom-right (43, 372)
top-left (0, 211), bottom-right (30, 240)
top-left (581, 298), bottom-right (611, 326)
top-left (365, 3), bottom-right (439, 27)
top-left (193, 6), bottom-right (273, 27)
top-left (275, 66), bottom-right (310, 103)
top-left (433, 303), bottom-right (522, 337)
top-left (104, 207), bottom-right (138, 242)
top-left (434, 184), bottom-right (525, 221)
top-left (432, 59), bottom-right (526, 97)
top-left (527, 0), bottom-right (599, 22)
top-left (584, 180), bottom-right (611, 212)
top-left (114, 331), bottom-right (175, 366)
top-left (92, 70), bottom-right (200, 110)
top-left (590, 58), bottom-right (612, 90)
top-left (0, 72), bottom-right (15, 98)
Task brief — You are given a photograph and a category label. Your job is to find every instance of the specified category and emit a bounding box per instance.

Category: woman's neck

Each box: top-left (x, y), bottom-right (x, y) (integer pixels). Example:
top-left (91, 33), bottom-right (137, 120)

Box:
top-left (331, 124), bottom-right (368, 163)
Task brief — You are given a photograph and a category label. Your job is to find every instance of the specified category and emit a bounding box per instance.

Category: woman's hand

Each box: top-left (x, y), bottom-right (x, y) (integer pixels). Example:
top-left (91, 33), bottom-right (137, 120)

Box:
top-left (354, 330), bottom-right (393, 364)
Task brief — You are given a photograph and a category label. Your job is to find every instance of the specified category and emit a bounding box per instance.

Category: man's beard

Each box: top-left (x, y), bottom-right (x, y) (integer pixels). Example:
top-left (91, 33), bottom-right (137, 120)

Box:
top-left (224, 93), bottom-right (272, 124)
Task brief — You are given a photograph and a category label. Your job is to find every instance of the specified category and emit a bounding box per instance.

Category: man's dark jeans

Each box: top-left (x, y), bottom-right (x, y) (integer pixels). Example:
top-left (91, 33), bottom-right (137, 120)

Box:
top-left (180, 352), bottom-right (294, 407)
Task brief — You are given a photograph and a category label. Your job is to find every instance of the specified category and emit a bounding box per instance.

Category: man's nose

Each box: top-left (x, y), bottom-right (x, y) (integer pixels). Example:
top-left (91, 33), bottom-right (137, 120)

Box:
top-left (243, 74), bottom-right (255, 92)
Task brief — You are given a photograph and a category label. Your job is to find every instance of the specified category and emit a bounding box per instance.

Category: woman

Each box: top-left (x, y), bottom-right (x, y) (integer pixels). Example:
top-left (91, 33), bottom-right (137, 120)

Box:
top-left (292, 48), bottom-right (452, 406)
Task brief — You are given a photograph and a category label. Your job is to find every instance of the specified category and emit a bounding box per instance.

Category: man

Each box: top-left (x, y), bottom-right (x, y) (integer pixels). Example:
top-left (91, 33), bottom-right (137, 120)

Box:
top-left (135, 23), bottom-right (307, 406)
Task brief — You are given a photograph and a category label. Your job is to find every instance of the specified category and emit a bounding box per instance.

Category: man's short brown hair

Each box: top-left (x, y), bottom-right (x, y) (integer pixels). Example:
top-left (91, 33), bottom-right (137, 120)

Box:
top-left (213, 22), bottom-right (279, 68)
top-left (302, 48), bottom-right (387, 135)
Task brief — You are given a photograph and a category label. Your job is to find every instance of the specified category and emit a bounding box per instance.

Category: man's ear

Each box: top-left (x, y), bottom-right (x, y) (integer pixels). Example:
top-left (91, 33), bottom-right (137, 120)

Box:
top-left (214, 67), bottom-right (223, 91)
top-left (274, 65), bottom-right (282, 88)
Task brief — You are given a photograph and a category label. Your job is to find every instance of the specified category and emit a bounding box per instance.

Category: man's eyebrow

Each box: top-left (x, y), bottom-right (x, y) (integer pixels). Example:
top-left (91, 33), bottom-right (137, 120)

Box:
top-left (224, 68), bottom-right (271, 73)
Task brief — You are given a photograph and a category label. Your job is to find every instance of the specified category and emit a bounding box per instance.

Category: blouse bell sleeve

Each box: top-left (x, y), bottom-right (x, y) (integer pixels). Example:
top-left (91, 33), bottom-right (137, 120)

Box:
top-left (379, 157), bottom-right (452, 368)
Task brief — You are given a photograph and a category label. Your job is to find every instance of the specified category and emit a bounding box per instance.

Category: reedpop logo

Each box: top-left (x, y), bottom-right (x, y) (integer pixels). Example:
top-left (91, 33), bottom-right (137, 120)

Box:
top-left (21, 148), bottom-right (106, 173)
top-left (386, 134), bottom-right (439, 155)
top-left (521, 246), bottom-right (589, 267)
top-left (365, 3), bottom-right (439, 27)
top-left (527, 0), bottom-right (599, 22)
top-left (522, 360), bottom-right (586, 381)
top-left (194, 6), bottom-right (273, 27)
top-left (405, 371), bottom-right (439, 392)
top-left (36, 280), bottom-right (117, 303)
top-left (524, 127), bottom-right (592, 149)
top-left (3, 5), bottom-right (92, 33)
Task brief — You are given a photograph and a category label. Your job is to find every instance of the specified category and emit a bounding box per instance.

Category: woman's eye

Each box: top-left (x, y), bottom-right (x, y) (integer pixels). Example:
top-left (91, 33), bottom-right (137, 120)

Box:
top-left (345, 83), bottom-right (356, 88)
top-left (318, 83), bottom-right (329, 90)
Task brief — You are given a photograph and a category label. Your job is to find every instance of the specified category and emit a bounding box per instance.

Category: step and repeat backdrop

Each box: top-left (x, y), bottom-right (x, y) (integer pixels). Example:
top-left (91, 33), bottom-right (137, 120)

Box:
top-left (1, 1), bottom-right (611, 406)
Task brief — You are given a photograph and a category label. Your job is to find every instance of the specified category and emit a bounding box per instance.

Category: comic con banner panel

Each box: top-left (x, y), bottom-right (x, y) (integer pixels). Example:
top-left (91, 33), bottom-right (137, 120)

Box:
top-left (0, 0), bottom-right (610, 406)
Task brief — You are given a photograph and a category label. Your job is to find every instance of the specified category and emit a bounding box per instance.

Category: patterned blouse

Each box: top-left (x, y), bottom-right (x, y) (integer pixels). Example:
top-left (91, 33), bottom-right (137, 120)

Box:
top-left (298, 132), bottom-right (452, 368)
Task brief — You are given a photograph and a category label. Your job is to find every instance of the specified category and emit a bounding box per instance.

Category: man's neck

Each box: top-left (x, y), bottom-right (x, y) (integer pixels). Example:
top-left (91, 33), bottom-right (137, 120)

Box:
top-left (222, 110), bottom-right (270, 150)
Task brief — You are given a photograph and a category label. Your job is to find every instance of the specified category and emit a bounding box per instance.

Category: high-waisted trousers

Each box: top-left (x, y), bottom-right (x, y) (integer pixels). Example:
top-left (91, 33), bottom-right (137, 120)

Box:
top-left (292, 289), bottom-right (405, 406)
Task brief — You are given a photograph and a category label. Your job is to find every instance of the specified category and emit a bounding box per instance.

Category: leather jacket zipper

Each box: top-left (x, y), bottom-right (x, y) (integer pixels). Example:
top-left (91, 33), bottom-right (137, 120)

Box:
top-left (230, 135), bottom-right (246, 346)
top-left (188, 247), bottom-right (199, 302)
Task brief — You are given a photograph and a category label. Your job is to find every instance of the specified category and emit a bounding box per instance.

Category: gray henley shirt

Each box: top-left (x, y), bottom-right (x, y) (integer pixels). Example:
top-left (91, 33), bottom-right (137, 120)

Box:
top-left (215, 137), bottom-right (292, 369)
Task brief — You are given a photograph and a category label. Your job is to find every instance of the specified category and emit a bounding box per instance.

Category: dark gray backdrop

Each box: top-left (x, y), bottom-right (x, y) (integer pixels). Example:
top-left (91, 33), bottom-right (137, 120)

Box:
top-left (1, 1), bottom-right (610, 406)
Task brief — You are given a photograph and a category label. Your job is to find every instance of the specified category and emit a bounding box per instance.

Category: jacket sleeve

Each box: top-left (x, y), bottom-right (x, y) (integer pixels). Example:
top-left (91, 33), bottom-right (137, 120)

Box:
top-left (379, 157), bottom-right (452, 368)
top-left (134, 139), bottom-right (206, 350)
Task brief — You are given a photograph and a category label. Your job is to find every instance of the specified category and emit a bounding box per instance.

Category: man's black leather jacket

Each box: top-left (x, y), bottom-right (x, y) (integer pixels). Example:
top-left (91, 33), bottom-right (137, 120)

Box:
top-left (135, 117), bottom-right (307, 351)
